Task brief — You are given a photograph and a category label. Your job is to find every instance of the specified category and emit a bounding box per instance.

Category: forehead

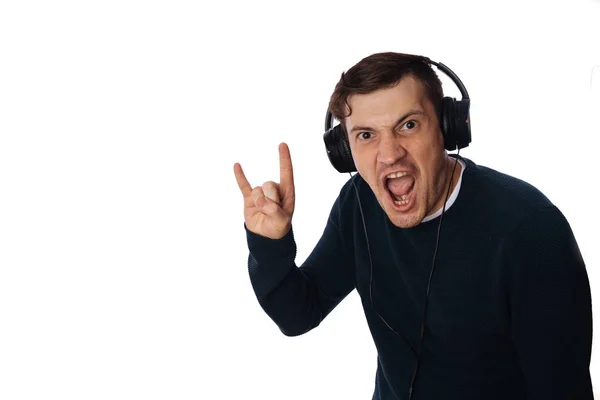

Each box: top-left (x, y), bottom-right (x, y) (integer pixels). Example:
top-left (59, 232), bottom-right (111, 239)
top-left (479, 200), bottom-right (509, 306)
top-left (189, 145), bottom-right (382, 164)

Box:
top-left (346, 76), bottom-right (430, 129)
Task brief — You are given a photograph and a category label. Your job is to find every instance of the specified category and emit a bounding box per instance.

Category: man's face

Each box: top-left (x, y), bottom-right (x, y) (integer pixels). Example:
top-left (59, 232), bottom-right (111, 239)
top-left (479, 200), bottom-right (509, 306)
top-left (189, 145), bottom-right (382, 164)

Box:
top-left (345, 75), bottom-right (453, 228)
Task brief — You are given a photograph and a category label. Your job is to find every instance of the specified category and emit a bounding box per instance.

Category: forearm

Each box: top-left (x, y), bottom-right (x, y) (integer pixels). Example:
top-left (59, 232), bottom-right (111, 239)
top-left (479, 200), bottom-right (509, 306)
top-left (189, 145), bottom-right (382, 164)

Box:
top-left (252, 259), bottom-right (329, 336)
top-left (246, 217), bottom-right (355, 336)
top-left (245, 226), bottom-right (319, 335)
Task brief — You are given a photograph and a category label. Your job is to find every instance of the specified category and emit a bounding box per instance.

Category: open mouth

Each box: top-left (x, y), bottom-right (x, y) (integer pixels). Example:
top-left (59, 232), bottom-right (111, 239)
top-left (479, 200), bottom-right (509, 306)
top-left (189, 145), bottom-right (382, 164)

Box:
top-left (385, 172), bottom-right (415, 209)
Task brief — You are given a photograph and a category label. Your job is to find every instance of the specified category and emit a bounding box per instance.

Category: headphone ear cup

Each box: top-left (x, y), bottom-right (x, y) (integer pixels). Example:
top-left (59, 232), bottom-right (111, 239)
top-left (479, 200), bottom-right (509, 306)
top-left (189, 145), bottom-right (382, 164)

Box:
top-left (441, 96), bottom-right (457, 151)
top-left (441, 96), bottom-right (472, 151)
top-left (323, 125), bottom-right (357, 173)
top-left (453, 99), bottom-right (471, 149)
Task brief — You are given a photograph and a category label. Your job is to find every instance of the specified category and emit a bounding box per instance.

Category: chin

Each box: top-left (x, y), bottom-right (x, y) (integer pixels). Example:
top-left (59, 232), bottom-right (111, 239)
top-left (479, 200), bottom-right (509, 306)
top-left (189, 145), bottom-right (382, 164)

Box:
top-left (387, 213), bottom-right (422, 228)
top-left (378, 198), bottom-right (422, 228)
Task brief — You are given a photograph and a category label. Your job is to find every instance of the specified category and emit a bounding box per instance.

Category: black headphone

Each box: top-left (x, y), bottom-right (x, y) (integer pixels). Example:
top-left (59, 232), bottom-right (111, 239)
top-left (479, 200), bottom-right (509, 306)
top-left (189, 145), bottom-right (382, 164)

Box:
top-left (323, 57), bottom-right (471, 173)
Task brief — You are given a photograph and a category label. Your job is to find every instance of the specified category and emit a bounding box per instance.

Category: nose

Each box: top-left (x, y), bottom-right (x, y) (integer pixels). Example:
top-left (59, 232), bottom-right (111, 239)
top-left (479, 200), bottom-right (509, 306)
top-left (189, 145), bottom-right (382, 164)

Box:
top-left (376, 133), bottom-right (407, 166)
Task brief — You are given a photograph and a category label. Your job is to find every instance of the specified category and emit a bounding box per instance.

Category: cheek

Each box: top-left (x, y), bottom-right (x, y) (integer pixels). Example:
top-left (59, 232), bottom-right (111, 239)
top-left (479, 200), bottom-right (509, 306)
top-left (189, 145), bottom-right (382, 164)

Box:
top-left (350, 147), bottom-right (369, 171)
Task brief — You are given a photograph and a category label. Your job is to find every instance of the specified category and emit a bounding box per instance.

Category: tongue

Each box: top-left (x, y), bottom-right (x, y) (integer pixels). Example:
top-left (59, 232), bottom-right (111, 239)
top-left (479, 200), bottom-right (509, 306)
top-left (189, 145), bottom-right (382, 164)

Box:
top-left (387, 176), bottom-right (415, 197)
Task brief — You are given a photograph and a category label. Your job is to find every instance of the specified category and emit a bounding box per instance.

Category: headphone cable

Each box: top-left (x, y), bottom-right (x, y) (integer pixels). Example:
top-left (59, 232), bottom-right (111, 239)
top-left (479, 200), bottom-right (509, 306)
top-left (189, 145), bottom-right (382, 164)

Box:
top-left (349, 150), bottom-right (461, 400)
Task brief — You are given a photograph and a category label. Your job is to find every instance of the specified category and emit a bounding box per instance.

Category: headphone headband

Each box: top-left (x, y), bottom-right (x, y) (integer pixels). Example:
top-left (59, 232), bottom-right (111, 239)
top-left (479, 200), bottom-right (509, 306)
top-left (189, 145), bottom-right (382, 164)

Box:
top-left (325, 59), bottom-right (469, 132)
top-left (428, 61), bottom-right (470, 100)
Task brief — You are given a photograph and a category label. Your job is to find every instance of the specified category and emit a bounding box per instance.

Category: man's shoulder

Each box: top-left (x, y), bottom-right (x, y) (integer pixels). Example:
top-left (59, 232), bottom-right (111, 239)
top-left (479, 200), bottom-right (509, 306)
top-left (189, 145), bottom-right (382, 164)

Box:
top-left (332, 173), bottom-right (364, 213)
top-left (458, 156), bottom-right (557, 233)
top-left (461, 156), bottom-right (553, 208)
top-left (326, 173), bottom-right (378, 226)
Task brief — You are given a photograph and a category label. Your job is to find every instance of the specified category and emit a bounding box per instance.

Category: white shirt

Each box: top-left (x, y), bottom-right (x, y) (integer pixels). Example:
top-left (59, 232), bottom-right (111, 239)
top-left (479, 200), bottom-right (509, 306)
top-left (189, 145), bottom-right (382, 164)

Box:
top-left (421, 158), bottom-right (466, 223)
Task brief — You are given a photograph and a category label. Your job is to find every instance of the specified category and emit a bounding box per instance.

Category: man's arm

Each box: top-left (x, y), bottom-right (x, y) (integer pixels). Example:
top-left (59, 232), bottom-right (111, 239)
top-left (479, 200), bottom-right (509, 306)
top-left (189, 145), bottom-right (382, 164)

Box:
top-left (246, 193), bottom-right (356, 336)
top-left (508, 205), bottom-right (593, 399)
top-left (234, 143), bottom-right (356, 337)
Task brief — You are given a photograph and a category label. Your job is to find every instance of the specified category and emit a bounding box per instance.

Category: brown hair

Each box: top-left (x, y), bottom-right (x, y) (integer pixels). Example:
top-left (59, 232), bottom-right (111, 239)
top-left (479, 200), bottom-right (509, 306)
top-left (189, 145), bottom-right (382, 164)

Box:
top-left (328, 52), bottom-right (444, 131)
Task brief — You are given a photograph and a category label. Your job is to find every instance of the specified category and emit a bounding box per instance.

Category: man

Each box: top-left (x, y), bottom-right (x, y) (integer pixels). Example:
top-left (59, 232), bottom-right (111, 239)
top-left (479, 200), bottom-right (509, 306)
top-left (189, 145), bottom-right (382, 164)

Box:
top-left (233, 52), bottom-right (594, 399)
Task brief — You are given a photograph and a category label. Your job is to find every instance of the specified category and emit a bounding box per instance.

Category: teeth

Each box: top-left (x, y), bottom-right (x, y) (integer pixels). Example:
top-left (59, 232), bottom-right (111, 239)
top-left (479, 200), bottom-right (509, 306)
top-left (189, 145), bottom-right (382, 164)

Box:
top-left (393, 193), bottom-right (410, 206)
top-left (386, 171), bottom-right (409, 179)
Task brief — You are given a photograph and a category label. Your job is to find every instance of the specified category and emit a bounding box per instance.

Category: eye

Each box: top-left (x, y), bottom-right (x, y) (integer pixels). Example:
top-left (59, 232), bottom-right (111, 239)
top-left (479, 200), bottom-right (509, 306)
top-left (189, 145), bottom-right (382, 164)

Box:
top-left (357, 132), bottom-right (372, 140)
top-left (401, 120), bottom-right (418, 130)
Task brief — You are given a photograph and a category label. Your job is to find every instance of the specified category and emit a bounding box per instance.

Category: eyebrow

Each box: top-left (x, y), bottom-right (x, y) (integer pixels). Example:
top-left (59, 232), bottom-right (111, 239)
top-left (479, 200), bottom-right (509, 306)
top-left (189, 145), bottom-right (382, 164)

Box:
top-left (350, 109), bottom-right (425, 134)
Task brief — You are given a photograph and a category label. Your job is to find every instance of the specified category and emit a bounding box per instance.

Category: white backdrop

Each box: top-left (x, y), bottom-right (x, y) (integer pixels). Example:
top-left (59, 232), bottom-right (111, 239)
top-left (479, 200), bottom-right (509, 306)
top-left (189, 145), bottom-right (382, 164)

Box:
top-left (1, 0), bottom-right (599, 399)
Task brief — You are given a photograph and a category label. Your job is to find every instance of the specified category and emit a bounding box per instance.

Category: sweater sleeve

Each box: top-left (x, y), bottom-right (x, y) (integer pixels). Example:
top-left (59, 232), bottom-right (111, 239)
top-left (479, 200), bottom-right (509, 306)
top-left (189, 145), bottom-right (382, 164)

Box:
top-left (245, 194), bottom-right (356, 336)
top-left (507, 205), bottom-right (593, 399)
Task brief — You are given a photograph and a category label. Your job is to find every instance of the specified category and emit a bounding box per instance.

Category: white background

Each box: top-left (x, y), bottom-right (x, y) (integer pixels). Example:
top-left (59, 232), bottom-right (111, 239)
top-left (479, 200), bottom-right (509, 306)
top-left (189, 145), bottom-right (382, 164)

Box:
top-left (1, 0), bottom-right (599, 399)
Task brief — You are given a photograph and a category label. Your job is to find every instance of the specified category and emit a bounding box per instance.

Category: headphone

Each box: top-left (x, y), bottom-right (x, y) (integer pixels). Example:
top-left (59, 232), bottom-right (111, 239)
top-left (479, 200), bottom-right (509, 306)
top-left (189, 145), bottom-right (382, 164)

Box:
top-left (323, 57), bottom-right (471, 173)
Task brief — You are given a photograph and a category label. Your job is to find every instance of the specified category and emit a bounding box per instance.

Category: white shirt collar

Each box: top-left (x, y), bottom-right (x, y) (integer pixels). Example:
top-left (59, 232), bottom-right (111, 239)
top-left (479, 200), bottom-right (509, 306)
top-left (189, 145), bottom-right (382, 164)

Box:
top-left (420, 158), bottom-right (466, 223)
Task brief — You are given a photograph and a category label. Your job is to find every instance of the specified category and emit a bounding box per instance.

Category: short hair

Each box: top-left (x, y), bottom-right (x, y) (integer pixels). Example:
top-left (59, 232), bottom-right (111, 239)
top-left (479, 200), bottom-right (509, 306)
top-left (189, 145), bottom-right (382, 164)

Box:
top-left (328, 52), bottom-right (444, 132)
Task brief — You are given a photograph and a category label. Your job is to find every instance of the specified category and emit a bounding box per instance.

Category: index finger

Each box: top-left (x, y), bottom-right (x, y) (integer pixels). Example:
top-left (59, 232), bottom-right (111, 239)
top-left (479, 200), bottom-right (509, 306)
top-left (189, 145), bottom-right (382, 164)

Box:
top-left (233, 163), bottom-right (252, 197)
top-left (279, 143), bottom-right (294, 191)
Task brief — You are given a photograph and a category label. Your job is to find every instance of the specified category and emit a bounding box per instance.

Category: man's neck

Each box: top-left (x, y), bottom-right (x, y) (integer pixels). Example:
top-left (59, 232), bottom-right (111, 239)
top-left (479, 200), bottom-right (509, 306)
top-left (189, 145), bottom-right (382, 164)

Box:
top-left (421, 156), bottom-right (464, 223)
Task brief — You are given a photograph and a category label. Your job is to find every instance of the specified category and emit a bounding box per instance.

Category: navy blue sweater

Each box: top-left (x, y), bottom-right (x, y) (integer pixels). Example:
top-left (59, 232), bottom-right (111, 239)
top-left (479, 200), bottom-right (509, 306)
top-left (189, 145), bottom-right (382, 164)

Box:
top-left (245, 156), bottom-right (593, 399)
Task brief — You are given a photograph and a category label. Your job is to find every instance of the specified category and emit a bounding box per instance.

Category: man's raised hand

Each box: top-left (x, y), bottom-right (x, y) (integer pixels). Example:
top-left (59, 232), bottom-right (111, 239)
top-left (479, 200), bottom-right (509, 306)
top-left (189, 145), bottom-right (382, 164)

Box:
top-left (233, 143), bottom-right (296, 239)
